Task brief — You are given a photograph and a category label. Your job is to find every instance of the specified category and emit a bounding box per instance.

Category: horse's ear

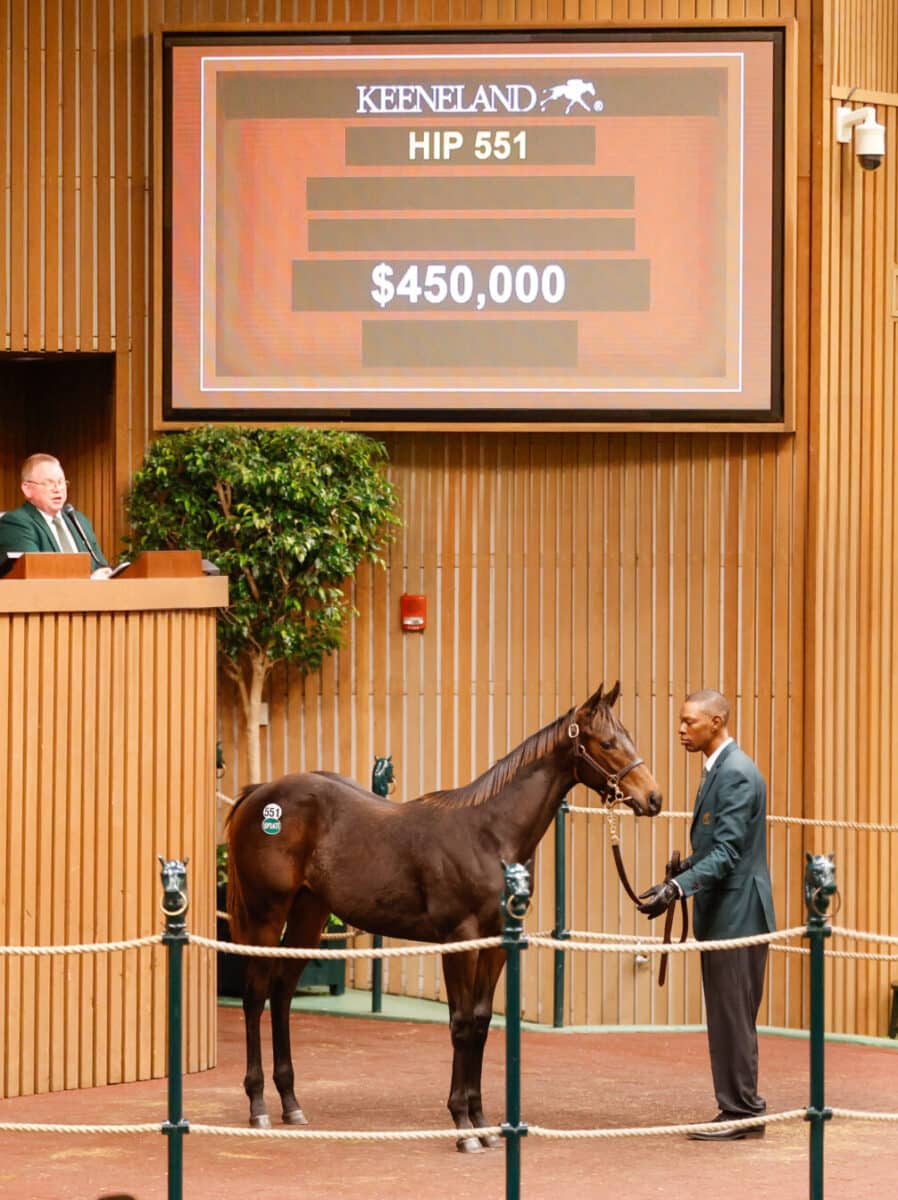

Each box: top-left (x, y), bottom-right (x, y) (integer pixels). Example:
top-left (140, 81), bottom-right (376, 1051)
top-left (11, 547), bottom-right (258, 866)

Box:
top-left (582, 683), bottom-right (605, 712)
top-left (806, 851), bottom-right (813, 863)
top-left (604, 681), bottom-right (621, 708)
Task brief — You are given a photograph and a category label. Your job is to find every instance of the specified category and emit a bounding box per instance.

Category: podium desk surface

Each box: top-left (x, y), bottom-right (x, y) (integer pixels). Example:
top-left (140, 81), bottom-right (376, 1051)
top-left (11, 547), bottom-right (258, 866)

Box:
top-left (0, 575), bottom-right (228, 614)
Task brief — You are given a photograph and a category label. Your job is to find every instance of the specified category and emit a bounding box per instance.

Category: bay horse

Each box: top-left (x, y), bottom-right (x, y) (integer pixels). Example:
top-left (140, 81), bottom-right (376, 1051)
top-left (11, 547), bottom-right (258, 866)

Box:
top-left (226, 682), bottom-right (661, 1149)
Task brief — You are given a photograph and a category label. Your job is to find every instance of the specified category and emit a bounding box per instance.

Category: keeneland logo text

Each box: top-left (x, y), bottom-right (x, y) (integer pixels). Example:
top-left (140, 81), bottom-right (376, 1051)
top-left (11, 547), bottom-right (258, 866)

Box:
top-left (355, 79), bottom-right (603, 116)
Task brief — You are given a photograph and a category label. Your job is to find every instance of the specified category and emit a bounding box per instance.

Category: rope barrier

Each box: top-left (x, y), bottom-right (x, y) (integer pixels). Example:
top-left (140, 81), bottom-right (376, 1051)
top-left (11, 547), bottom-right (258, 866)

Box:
top-left (188, 933), bottom-right (504, 959)
top-left (557, 930), bottom-right (898, 961)
top-left (527, 1109), bottom-right (807, 1139)
top-left (0, 1122), bottom-right (162, 1134)
top-left (0, 934), bottom-right (162, 956)
top-left (565, 804), bottom-right (898, 833)
top-left (1, 925), bottom-right (892, 963)
top-left (830, 1109), bottom-right (898, 1123)
top-left (830, 926), bottom-right (898, 947)
top-left (188, 1124), bottom-right (503, 1141)
top-left (528, 926), bottom-right (808, 955)
top-left (9, 1109), bottom-right (897, 1141)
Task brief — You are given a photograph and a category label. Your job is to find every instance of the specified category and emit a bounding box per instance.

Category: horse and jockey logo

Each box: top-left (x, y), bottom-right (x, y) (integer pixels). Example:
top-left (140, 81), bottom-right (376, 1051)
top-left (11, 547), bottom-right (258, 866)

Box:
top-left (540, 79), bottom-right (603, 115)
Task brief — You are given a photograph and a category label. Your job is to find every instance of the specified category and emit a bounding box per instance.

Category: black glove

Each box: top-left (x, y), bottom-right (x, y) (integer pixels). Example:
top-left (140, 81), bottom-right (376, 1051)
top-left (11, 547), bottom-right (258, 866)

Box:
top-left (637, 880), bottom-right (680, 919)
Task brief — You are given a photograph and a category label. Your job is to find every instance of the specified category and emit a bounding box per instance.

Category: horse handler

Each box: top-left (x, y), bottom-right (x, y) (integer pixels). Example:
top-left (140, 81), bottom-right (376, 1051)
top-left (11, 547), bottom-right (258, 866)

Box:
top-left (637, 689), bottom-right (776, 1140)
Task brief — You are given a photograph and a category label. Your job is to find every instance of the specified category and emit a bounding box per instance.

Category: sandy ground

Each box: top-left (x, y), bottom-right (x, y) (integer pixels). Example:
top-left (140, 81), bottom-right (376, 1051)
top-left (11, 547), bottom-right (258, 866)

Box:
top-left (0, 1003), bottom-right (896, 1199)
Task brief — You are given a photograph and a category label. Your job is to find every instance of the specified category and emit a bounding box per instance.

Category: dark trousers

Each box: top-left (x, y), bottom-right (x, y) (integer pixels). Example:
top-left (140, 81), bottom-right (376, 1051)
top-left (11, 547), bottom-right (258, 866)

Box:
top-left (700, 944), bottom-right (768, 1117)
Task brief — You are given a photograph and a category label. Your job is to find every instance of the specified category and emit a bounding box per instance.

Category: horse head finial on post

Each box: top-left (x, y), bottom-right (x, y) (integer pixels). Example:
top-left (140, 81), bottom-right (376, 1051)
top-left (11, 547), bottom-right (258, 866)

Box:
top-left (501, 861), bottom-right (532, 924)
top-left (372, 755), bottom-right (395, 798)
top-left (804, 852), bottom-right (838, 922)
top-left (159, 857), bottom-right (190, 927)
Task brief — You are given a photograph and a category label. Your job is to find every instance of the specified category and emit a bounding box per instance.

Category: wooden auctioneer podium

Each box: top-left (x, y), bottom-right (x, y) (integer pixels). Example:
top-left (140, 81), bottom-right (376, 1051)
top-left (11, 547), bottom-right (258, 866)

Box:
top-left (0, 550), bottom-right (228, 1099)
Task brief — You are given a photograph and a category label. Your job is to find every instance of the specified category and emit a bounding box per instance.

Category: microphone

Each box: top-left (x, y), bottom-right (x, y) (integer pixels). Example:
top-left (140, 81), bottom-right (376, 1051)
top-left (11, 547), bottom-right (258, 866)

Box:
top-left (62, 502), bottom-right (92, 553)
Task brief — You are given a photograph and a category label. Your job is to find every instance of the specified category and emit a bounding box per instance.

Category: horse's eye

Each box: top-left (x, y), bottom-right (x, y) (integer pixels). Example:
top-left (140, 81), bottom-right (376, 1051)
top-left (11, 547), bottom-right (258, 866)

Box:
top-left (600, 739), bottom-right (615, 751)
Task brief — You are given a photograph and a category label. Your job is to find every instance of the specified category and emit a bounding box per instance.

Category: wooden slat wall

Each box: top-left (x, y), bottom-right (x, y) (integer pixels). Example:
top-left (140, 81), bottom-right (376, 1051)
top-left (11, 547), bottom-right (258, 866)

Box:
top-left (807, 5), bottom-right (898, 1037)
top-left (0, 605), bottom-right (218, 1098)
top-left (2, 0), bottom-right (897, 1046)
top-left (831, 0), bottom-right (898, 95)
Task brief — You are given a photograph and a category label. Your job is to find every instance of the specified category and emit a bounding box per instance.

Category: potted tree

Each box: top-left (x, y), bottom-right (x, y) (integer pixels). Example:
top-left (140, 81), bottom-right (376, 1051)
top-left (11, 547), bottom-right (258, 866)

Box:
top-left (125, 424), bottom-right (400, 783)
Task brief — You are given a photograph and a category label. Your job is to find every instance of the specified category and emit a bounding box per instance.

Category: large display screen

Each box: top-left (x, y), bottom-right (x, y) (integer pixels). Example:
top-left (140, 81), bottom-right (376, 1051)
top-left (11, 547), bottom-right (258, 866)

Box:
top-left (161, 30), bottom-right (784, 423)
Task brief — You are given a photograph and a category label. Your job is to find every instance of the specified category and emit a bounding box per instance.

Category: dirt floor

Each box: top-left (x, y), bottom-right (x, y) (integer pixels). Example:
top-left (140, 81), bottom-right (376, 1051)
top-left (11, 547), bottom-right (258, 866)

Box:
top-left (0, 1003), bottom-right (896, 1200)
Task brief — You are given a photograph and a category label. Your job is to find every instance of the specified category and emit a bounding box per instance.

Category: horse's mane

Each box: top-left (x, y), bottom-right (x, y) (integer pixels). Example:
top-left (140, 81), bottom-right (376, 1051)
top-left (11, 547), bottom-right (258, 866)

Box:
top-left (412, 708), bottom-right (576, 810)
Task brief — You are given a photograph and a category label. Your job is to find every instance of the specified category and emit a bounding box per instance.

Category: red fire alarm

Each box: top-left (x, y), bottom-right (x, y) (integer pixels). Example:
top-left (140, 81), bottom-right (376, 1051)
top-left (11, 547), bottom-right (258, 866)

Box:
top-left (400, 593), bottom-right (427, 632)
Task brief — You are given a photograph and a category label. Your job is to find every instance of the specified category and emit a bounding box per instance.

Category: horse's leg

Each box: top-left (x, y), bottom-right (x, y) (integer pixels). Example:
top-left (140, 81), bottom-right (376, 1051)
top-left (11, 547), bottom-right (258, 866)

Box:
top-left (269, 893), bottom-right (330, 1125)
top-left (242, 955), bottom-right (276, 1128)
top-left (468, 946), bottom-right (507, 1147)
top-left (441, 949), bottom-right (483, 1153)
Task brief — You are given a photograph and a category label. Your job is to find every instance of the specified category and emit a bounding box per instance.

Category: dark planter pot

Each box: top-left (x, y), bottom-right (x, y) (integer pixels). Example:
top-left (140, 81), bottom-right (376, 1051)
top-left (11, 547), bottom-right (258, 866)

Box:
top-left (217, 882), bottom-right (245, 999)
top-left (297, 937), bottom-right (346, 996)
top-left (216, 885), bottom-right (346, 999)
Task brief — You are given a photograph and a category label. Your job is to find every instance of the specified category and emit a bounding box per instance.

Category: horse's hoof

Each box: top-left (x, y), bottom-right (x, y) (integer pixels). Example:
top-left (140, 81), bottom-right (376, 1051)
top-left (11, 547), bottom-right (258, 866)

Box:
top-left (282, 1108), bottom-right (308, 1126)
top-left (478, 1132), bottom-right (501, 1149)
top-left (250, 1113), bottom-right (272, 1129)
top-left (456, 1135), bottom-right (485, 1153)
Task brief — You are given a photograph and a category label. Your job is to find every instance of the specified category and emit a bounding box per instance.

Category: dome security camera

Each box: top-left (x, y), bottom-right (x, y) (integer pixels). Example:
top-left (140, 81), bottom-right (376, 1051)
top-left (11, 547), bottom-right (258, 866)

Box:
top-left (854, 118), bottom-right (885, 170)
top-left (836, 105), bottom-right (886, 171)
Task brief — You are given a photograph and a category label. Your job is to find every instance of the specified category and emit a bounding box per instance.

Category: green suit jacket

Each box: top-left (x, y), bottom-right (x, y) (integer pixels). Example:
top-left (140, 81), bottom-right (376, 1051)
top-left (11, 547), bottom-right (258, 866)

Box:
top-left (0, 501), bottom-right (108, 570)
top-left (675, 741), bottom-right (776, 941)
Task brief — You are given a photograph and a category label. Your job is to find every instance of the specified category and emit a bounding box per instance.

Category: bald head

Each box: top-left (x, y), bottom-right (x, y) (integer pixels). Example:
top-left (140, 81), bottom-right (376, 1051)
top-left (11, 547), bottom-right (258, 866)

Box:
top-left (679, 689), bottom-right (731, 757)
top-left (685, 689), bottom-right (730, 724)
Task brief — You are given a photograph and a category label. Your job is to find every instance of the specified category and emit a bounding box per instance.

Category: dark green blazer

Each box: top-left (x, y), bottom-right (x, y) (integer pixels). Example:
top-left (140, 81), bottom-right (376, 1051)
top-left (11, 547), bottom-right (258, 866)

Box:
top-left (675, 741), bottom-right (776, 941)
top-left (0, 501), bottom-right (108, 570)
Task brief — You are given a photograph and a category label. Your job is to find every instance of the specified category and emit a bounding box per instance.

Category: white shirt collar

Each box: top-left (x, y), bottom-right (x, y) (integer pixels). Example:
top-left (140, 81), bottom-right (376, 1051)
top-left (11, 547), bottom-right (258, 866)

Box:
top-left (703, 736), bottom-right (733, 774)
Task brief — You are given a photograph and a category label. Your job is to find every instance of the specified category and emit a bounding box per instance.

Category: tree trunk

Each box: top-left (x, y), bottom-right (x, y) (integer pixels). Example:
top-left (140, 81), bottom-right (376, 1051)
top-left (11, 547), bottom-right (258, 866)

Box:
top-left (226, 652), bottom-right (271, 785)
top-left (244, 655), bottom-right (269, 784)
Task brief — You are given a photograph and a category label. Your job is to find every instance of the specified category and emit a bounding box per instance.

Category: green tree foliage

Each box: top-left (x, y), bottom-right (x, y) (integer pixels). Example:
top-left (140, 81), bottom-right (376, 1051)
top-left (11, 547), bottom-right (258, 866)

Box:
top-left (126, 425), bottom-right (400, 780)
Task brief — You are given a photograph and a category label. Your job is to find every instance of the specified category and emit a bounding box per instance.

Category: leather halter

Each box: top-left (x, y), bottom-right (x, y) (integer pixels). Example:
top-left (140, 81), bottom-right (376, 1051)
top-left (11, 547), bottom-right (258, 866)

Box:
top-left (566, 722), bottom-right (644, 803)
top-left (567, 721), bottom-right (687, 986)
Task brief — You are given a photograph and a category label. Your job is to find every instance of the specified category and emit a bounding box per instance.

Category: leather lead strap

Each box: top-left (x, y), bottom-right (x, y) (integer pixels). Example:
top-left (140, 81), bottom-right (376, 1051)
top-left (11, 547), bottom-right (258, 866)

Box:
top-left (657, 852), bottom-right (689, 987)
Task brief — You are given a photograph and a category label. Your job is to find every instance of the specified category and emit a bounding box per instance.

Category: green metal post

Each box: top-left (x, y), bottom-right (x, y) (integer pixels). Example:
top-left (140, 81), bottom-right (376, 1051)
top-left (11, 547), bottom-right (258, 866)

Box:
top-left (552, 801), bottom-right (570, 1028)
top-left (160, 859), bottom-right (190, 1200)
top-left (501, 862), bottom-right (531, 1200)
top-left (370, 757), bottom-right (392, 1014)
top-left (804, 854), bottom-right (836, 1200)
top-left (371, 936), bottom-right (383, 1012)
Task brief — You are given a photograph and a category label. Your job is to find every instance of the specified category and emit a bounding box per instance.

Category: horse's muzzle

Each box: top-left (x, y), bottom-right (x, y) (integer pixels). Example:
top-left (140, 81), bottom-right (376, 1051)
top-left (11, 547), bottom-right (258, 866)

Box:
top-left (643, 791), bottom-right (663, 816)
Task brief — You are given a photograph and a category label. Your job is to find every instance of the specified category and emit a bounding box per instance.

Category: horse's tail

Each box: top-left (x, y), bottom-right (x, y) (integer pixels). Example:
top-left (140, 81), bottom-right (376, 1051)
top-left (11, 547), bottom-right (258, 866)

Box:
top-left (224, 781), bottom-right (260, 830)
top-left (224, 782), bottom-right (261, 941)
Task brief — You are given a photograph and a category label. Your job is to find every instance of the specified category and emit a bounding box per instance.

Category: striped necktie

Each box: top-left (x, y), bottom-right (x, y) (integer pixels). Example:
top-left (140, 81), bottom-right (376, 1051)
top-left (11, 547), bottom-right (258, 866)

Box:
top-left (697, 765), bottom-right (709, 801)
top-left (52, 514), bottom-right (78, 553)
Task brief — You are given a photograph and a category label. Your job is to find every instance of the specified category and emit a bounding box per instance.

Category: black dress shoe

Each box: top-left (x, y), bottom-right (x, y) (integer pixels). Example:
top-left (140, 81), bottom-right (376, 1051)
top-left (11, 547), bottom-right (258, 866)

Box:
top-left (687, 1114), bottom-right (766, 1141)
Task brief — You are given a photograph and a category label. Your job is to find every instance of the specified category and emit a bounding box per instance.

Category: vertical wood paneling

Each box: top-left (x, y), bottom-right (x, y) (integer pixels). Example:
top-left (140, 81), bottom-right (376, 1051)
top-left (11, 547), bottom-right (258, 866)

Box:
top-left (0, 598), bottom-right (220, 1098)
top-left (831, 0), bottom-right (898, 94)
top-left (809, 93), bottom-right (898, 1038)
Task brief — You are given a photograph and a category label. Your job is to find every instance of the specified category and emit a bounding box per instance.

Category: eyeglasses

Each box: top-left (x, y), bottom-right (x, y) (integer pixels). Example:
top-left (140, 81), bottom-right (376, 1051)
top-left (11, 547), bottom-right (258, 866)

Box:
top-left (25, 478), bottom-right (69, 489)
